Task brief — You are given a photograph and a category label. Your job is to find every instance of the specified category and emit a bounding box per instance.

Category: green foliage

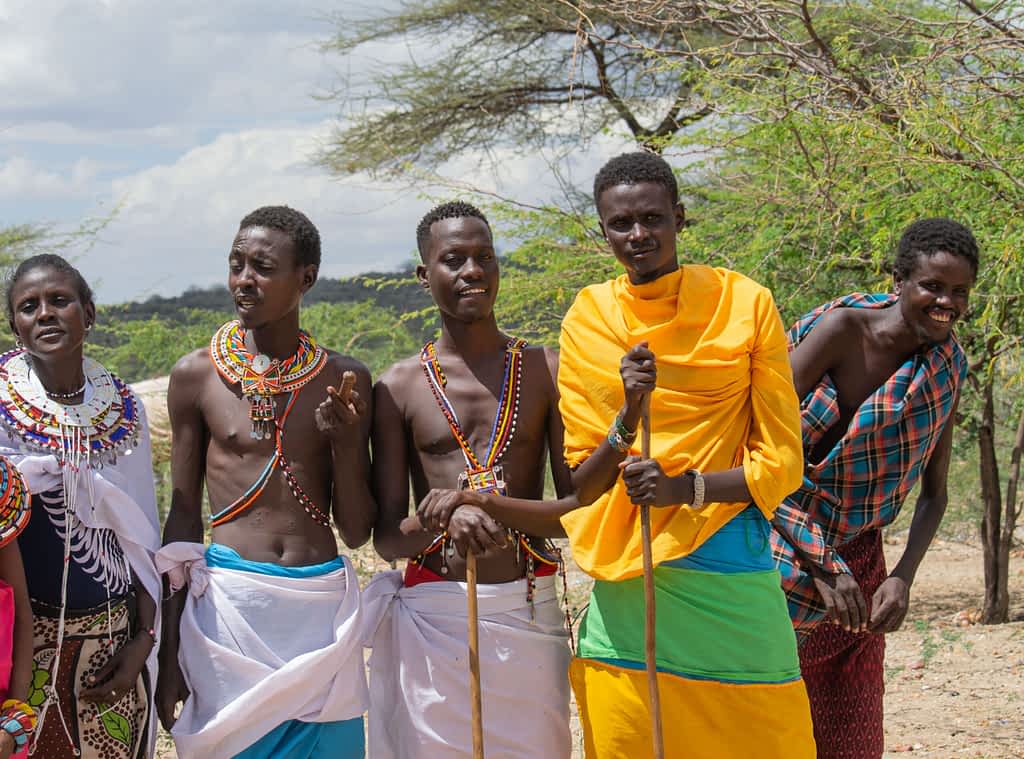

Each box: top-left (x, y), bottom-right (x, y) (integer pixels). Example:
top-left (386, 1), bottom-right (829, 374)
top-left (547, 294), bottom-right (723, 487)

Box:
top-left (88, 298), bottom-right (429, 384)
top-left (299, 300), bottom-right (423, 377)
top-left (88, 309), bottom-right (227, 382)
top-left (318, 0), bottom-right (717, 176)
top-left (491, 204), bottom-right (616, 346)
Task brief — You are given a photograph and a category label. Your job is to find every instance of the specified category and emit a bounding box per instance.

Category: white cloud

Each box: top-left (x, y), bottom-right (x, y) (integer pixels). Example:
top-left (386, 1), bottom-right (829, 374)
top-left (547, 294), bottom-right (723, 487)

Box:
top-left (0, 156), bottom-right (103, 199)
top-left (69, 119), bottom-right (636, 303)
top-left (76, 121), bottom-right (424, 301)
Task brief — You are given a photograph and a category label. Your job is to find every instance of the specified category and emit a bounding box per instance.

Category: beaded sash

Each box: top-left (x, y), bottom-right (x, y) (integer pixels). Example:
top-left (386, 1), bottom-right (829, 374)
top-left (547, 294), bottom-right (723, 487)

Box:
top-left (417, 339), bottom-right (565, 620)
top-left (210, 321), bottom-right (327, 440)
top-left (419, 338), bottom-right (526, 492)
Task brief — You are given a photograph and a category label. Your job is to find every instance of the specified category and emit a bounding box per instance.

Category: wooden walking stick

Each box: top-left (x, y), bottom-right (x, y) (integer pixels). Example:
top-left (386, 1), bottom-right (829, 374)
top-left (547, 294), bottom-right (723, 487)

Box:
top-left (640, 394), bottom-right (666, 759)
top-left (465, 550), bottom-right (485, 758)
top-left (397, 516), bottom-right (484, 756)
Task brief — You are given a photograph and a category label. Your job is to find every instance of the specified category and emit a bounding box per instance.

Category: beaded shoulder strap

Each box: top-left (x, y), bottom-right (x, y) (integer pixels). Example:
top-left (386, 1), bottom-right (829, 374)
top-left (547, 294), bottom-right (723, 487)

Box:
top-left (209, 390), bottom-right (330, 529)
top-left (419, 338), bottom-right (527, 471)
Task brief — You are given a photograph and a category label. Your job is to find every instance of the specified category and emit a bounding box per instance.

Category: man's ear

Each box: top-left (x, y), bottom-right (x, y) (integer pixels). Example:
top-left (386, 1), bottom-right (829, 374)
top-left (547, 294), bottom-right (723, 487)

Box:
top-left (892, 271), bottom-right (903, 295)
top-left (416, 264), bottom-right (429, 290)
top-left (674, 202), bottom-right (686, 233)
top-left (300, 264), bottom-right (318, 294)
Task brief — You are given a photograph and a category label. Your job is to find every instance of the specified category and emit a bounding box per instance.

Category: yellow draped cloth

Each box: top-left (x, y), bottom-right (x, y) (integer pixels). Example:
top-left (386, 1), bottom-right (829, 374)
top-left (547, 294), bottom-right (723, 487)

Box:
top-left (558, 265), bottom-right (803, 582)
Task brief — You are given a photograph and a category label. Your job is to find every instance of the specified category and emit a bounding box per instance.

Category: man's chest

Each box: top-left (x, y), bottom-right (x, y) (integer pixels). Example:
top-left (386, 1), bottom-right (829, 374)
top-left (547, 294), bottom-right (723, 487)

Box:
top-left (407, 375), bottom-right (546, 462)
top-left (200, 375), bottom-right (324, 455)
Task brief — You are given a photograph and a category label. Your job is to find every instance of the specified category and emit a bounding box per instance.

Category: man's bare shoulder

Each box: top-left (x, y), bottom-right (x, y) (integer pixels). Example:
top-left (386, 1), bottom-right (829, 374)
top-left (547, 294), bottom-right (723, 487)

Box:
top-left (523, 344), bottom-right (559, 388)
top-left (169, 347), bottom-right (214, 387)
top-left (809, 307), bottom-right (864, 341)
top-left (376, 354), bottom-right (422, 394)
top-left (167, 347), bottom-right (215, 414)
top-left (323, 349), bottom-right (371, 381)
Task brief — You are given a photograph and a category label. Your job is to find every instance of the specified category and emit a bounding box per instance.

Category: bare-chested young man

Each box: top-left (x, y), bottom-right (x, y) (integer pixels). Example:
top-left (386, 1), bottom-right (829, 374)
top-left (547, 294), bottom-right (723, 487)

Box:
top-left (770, 218), bottom-right (978, 759)
top-left (363, 201), bottom-right (574, 758)
top-left (155, 206), bottom-right (375, 759)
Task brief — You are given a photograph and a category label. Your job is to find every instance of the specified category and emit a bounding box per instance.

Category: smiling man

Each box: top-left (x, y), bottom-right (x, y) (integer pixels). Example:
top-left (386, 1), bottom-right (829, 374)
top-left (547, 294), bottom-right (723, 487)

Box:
top-left (155, 206), bottom-right (375, 758)
top-left (770, 218), bottom-right (978, 759)
top-left (364, 201), bottom-right (574, 758)
top-left (558, 152), bottom-right (815, 758)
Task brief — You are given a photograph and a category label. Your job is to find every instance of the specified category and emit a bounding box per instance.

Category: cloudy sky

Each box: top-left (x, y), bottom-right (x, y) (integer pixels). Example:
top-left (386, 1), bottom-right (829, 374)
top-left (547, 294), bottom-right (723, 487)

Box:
top-left (0, 0), bottom-right (633, 303)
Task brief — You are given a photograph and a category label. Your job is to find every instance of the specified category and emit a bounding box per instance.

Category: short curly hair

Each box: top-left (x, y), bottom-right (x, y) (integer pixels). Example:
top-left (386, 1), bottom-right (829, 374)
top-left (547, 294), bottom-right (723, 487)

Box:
top-left (415, 201), bottom-right (491, 260)
top-left (593, 151), bottom-right (679, 208)
top-left (238, 206), bottom-right (321, 268)
top-left (6, 254), bottom-right (94, 323)
top-left (894, 218), bottom-right (979, 280)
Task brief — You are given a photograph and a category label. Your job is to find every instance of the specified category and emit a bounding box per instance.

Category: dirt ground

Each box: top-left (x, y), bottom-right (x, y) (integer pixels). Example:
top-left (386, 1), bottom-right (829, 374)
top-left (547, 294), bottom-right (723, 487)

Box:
top-left (878, 537), bottom-right (1024, 758)
top-left (153, 537), bottom-right (1024, 758)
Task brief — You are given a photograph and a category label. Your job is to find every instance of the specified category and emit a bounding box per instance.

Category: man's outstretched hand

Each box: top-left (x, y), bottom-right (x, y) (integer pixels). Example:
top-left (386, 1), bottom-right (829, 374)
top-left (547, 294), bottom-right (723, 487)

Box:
top-left (316, 371), bottom-right (364, 441)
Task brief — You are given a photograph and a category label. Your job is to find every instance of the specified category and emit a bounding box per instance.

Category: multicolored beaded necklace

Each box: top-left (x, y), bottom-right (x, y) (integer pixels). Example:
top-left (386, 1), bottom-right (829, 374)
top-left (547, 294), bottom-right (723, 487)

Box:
top-left (208, 322), bottom-right (330, 529)
top-left (0, 455), bottom-right (29, 550)
top-left (0, 349), bottom-right (140, 464)
top-left (210, 320), bottom-right (327, 440)
top-left (417, 338), bottom-right (564, 620)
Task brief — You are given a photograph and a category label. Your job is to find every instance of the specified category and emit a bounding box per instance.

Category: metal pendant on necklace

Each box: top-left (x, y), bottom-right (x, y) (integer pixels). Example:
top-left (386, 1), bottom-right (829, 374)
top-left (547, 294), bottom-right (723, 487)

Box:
top-left (246, 353), bottom-right (277, 440)
top-left (250, 353), bottom-right (272, 374)
top-left (248, 394), bottom-right (276, 440)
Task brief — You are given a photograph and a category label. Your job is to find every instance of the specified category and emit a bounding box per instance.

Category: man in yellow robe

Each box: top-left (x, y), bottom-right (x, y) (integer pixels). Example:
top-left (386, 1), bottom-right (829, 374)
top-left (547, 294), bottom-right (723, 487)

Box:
top-left (559, 151), bottom-right (816, 758)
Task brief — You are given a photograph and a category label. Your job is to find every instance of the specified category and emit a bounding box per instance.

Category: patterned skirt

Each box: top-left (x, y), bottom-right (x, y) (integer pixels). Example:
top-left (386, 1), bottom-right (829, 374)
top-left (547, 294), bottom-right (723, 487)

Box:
top-left (799, 529), bottom-right (887, 759)
top-left (27, 597), bottom-right (150, 759)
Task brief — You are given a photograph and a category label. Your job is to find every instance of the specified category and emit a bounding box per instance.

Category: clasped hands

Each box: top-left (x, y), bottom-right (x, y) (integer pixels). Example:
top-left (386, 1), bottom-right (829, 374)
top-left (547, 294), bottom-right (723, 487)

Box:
top-left (811, 567), bottom-right (910, 634)
top-left (415, 489), bottom-right (507, 558)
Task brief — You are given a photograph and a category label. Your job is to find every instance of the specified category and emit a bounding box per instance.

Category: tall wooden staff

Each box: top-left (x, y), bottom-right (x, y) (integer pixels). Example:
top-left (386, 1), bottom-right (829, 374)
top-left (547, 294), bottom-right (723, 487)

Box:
top-left (465, 551), bottom-right (485, 759)
top-left (640, 395), bottom-right (665, 758)
top-left (399, 516), bottom-right (485, 758)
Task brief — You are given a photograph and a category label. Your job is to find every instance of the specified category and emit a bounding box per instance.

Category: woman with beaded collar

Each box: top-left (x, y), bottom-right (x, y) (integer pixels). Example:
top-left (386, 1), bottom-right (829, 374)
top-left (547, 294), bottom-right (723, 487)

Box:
top-left (1, 255), bottom-right (160, 759)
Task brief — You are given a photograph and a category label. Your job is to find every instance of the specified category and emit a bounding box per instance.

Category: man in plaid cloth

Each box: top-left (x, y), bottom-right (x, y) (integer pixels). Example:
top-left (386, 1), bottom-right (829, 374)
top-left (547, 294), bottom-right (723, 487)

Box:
top-left (770, 218), bottom-right (979, 759)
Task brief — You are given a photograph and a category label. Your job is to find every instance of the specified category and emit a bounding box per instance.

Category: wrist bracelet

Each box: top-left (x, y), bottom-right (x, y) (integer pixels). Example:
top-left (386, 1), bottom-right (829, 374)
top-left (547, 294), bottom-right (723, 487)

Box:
top-left (1, 699), bottom-right (37, 748)
top-left (686, 469), bottom-right (706, 509)
top-left (607, 413), bottom-right (638, 453)
top-left (139, 626), bottom-right (157, 644)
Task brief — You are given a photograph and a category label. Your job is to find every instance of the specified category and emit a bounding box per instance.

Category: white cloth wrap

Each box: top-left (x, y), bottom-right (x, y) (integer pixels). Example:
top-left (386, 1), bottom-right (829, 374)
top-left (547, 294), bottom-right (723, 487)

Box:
top-left (363, 570), bottom-right (572, 759)
top-left (155, 542), bottom-right (369, 759)
top-left (0, 400), bottom-right (162, 758)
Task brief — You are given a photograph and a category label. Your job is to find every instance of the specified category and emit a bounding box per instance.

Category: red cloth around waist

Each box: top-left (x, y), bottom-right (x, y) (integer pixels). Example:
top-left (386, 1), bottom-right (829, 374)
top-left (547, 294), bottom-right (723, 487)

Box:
top-left (404, 560), bottom-right (556, 588)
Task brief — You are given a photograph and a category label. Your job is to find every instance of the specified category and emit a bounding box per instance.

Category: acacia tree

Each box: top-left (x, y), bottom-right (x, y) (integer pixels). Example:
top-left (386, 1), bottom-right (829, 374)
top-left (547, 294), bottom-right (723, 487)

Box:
top-left (320, 0), bottom-right (1023, 620)
top-left (317, 0), bottom-right (719, 177)
top-left (571, 0), bottom-right (1024, 622)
